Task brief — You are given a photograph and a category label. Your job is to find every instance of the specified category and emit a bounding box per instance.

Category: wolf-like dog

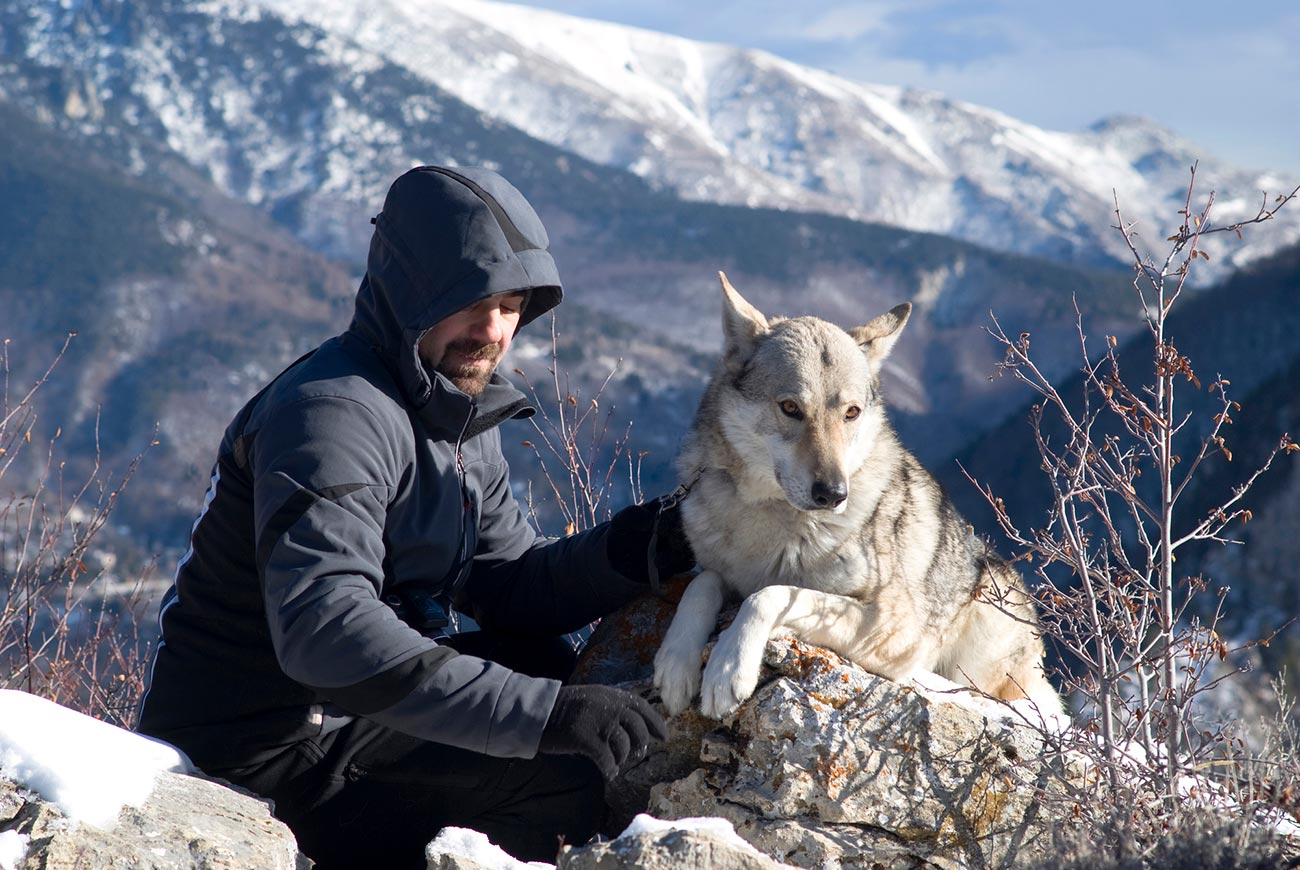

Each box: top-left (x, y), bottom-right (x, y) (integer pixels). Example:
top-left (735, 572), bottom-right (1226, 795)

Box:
top-left (653, 273), bottom-right (1062, 720)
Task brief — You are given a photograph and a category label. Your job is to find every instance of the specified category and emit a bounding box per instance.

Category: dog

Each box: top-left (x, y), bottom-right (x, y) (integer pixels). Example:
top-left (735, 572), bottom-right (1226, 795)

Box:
top-left (653, 272), bottom-right (1063, 720)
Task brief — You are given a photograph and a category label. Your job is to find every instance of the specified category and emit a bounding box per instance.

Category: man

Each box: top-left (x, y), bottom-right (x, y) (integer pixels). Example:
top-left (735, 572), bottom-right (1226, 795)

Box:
top-left (137, 165), bottom-right (692, 868)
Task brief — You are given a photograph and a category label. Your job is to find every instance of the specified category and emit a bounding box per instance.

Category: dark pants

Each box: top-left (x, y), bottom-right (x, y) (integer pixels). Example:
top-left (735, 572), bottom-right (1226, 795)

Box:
top-left (207, 633), bottom-right (601, 869)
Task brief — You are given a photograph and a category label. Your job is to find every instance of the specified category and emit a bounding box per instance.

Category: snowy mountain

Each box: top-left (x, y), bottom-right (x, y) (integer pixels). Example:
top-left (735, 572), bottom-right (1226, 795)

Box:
top-left (0, 0), bottom-right (1294, 552)
top-left (6, 0), bottom-right (1295, 278)
top-left (183, 0), bottom-right (1300, 274)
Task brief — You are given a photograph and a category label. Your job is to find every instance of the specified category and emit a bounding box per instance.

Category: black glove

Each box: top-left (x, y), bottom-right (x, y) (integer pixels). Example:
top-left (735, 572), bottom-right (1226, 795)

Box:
top-left (606, 494), bottom-right (696, 590)
top-left (538, 685), bottom-right (669, 781)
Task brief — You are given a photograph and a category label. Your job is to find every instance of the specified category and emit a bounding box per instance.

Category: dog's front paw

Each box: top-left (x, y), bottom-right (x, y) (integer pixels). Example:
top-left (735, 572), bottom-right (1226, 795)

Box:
top-left (698, 625), bottom-right (763, 719)
top-left (653, 642), bottom-right (704, 717)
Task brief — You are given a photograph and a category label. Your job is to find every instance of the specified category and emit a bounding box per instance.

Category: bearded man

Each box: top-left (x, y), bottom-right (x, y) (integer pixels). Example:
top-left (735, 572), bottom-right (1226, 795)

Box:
top-left (137, 166), bottom-right (691, 868)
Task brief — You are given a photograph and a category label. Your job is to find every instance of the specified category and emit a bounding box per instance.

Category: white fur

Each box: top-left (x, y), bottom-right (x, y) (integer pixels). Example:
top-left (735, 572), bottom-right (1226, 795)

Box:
top-left (653, 570), bottom-right (725, 715)
top-left (654, 274), bottom-right (1063, 721)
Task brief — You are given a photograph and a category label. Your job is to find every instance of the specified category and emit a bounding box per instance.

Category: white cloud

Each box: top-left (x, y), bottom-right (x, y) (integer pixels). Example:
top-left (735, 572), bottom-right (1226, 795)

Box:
top-left (798, 3), bottom-right (898, 42)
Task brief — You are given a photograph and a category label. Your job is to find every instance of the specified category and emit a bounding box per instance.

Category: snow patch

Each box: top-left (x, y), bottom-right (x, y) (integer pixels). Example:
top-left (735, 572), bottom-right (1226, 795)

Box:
top-left (425, 827), bottom-right (554, 868)
top-left (0, 831), bottom-right (29, 870)
top-left (617, 812), bottom-right (767, 857)
top-left (908, 671), bottom-right (1071, 733)
top-left (0, 690), bottom-right (193, 829)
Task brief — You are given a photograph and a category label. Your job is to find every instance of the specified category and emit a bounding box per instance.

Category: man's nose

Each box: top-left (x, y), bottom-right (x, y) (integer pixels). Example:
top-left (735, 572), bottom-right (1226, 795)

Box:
top-left (468, 307), bottom-right (507, 344)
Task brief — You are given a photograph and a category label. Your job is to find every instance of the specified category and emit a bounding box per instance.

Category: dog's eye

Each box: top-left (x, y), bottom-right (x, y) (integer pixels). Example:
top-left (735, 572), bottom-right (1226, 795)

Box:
top-left (779, 400), bottom-right (802, 419)
top-left (845, 406), bottom-right (861, 421)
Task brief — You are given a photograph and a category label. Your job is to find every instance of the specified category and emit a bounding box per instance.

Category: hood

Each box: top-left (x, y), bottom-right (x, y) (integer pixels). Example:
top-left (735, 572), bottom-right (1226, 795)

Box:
top-left (348, 165), bottom-right (564, 411)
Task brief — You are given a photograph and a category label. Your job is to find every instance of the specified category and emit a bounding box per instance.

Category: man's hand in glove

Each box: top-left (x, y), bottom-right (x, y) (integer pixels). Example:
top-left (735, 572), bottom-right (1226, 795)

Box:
top-left (606, 494), bottom-right (696, 589)
top-left (538, 684), bottom-right (668, 781)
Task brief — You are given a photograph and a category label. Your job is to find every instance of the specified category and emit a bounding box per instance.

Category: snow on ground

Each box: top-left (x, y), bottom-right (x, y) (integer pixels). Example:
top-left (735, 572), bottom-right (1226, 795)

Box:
top-left (0, 690), bottom-right (193, 829)
top-left (428, 813), bottom-right (765, 868)
top-left (0, 831), bottom-right (29, 870)
top-left (425, 827), bottom-right (555, 869)
top-left (907, 671), bottom-right (1072, 733)
top-left (618, 812), bottom-right (768, 856)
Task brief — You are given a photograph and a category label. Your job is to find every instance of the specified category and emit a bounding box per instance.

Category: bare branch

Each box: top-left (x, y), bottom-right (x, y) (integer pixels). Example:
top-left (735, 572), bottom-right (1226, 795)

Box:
top-left (972, 165), bottom-right (1299, 845)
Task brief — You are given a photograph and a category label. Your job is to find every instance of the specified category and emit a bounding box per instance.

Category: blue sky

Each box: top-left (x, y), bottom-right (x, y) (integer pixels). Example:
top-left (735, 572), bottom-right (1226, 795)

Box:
top-left (511, 0), bottom-right (1299, 175)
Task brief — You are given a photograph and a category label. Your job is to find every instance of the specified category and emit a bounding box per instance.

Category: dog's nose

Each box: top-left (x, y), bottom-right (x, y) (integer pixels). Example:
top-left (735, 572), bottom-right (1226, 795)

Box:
top-left (811, 480), bottom-right (848, 509)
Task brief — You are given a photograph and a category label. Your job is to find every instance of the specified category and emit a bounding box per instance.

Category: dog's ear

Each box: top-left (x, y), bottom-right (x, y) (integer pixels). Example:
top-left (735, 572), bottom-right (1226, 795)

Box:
top-left (718, 271), bottom-right (768, 359)
top-left (850, 303), bottom-right (911, 370)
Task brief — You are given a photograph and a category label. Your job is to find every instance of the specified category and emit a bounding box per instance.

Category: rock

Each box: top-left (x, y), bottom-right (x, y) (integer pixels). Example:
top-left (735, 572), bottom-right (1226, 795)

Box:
top-left (574, 589), bottom-right (1068, 868)
top-left (568, 589), bottom-right (737, 836)
top-left (558, 819), bottom-right (797, 870)
top-left (424, 817), bottom-right (800, 870)
top-left (571, 577), bottom-right (720, 834)
top-left (570, 575), bottom-right (694, 688)
top-left (0, 771), bottom-right (311, 869)
top-left (648, 637), bottom-right (1060, 868)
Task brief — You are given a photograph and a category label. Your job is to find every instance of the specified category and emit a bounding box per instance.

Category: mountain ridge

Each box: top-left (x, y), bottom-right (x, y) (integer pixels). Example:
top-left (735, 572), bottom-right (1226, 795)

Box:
top-left (1, 0), bottom-right (1293, 567)
top-left (244, 0), bottom-right (1298, 276)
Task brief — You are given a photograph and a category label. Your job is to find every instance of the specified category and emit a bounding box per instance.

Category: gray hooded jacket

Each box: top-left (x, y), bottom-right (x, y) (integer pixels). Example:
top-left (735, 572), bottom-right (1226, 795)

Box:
top-left (138, 166), bottom-right (642, 766)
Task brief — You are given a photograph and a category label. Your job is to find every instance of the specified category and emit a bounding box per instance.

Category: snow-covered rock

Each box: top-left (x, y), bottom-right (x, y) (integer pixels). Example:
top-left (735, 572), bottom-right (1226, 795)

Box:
top-left (426, 826), bottom-right (555, 869)
top-left (0, 691), bottom-right (309, 870)
top-left (562, 814), bottom-right (797, 870)
top-left (0, 769), bottom-right (309, 870)
top-left (0, 691), bottom-right (192, 829)
top-left (427, 815), bottom-right (799, 870)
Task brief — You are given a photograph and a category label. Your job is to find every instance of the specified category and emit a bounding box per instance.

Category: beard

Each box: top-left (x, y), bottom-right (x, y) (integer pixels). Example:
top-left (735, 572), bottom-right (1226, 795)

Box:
top-left (435, 340), bottom-right (502, 396)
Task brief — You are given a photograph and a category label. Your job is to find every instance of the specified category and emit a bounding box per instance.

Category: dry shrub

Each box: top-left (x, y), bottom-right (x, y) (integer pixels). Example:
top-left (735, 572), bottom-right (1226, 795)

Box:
top-left (0, 335), bottom-right (155, 728)
top-left (970, 168), bottom-right (1300, 862)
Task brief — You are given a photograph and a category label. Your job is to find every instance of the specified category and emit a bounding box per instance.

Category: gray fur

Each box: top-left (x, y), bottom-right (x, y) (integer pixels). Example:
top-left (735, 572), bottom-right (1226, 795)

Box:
top-left (654, 273), bottom-right (1062, 720)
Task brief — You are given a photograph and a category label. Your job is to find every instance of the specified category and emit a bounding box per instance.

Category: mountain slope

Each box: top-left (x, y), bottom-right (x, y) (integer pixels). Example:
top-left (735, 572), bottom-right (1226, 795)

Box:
top-left (245, 0), bottom-right (1299, 277)
top-left (6, 0), bottom-right (1285, 557)
top-left (0, 93), bottom-right (357, 544)
top-left (7, 0), bottom-right (1294, 280)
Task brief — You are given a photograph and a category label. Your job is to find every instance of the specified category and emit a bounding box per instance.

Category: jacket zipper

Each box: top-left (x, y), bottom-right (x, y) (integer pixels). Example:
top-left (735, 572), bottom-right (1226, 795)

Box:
top-left (445, 412), bottom-right (475, 626)
top-left (454, 410), bottom-right (471, 508)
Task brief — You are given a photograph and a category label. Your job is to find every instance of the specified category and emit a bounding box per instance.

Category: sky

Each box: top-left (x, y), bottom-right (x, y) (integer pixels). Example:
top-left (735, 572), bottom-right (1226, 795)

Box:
top-left (508, 0), bottom-right (1299, 176)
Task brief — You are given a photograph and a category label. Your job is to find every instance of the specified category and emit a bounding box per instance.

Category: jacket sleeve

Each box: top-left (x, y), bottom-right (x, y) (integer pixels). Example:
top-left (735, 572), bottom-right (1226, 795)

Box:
top-left (460, 436), bottom-right (645, 634)
top-left (251, 394), bottom-right (557, 758)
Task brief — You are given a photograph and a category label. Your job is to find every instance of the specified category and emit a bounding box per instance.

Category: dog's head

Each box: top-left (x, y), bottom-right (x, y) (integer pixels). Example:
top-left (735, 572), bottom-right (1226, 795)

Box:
top-left (714, 272), bottom-right (910, 513)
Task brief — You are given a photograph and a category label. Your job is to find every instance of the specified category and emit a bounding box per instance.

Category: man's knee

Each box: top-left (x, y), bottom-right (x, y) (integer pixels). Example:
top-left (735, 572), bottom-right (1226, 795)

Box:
top-left (483, 752), bottom-right (605, 861)
top-left (286, 739), bottom-right (605, 866)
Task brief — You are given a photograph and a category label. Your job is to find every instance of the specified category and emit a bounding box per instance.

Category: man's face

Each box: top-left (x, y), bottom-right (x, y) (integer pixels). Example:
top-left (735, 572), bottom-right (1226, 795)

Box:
top-left (418, 291), bottom-right (526, 396)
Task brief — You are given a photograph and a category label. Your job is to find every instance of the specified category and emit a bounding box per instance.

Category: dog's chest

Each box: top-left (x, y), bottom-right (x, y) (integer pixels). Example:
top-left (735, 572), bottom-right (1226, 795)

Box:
top-left (701, 500), bottom-right (870, 598)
